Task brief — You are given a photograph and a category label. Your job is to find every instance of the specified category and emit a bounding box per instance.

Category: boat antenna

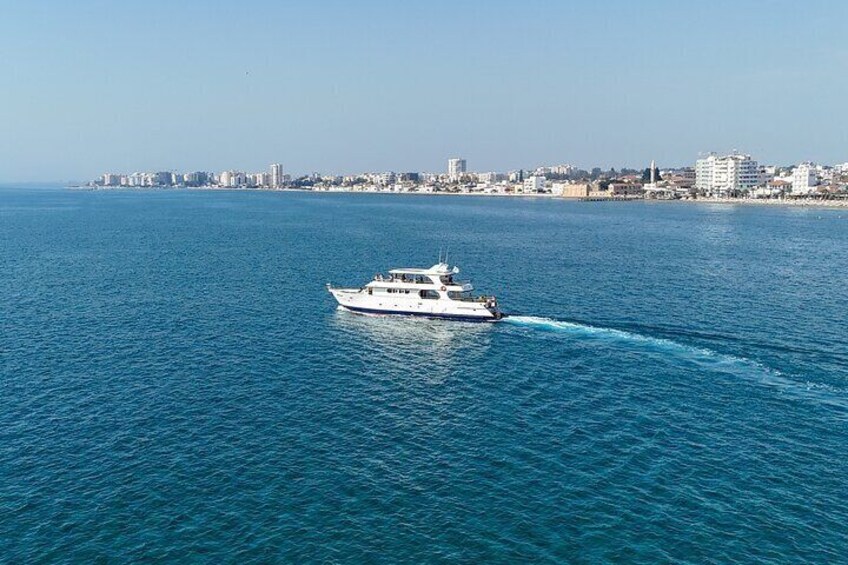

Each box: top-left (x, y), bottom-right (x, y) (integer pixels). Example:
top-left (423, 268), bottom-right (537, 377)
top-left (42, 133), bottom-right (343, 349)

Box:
top-left (445, 246), bottom-right (450, 265)
top-left (438, 246), bottom-right (443, 263)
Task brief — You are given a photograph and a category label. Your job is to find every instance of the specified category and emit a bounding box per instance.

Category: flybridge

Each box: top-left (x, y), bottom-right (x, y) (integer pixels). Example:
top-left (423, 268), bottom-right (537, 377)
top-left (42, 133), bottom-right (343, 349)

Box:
top-left (389, 263), bottom-right (458, 276)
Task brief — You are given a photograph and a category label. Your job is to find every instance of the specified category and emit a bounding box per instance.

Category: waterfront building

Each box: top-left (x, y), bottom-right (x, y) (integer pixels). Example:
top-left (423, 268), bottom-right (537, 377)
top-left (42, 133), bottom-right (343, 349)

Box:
top-left (695, 153), bottom-right (760, 197)
top-left (377, 172), bottom-right (396, 186)
top-left (127, 172), bottom-right (144, 187)
top-left (560, 183), bottom-right (591, 198)
top-left (218, 171), bottom-right (246, 188)
top-left (818, 165), bottom-right (834, 184)
top-left (753, 179), bottom-right (790, 198)
top-left (363, 173), bottom-right (382, 185)
top-left (665, 168), bottom-right (695, 189)
top-left (247, 173), bottom-right (263, 188)
top-left (183, 172), bottom-right (209, 187)
top-left (792, 162), bottom-right (818, 195)
top-left (102, 173), bottom-right (121, 186)
top-left (448, 158), bottom-right (466, 181)
top-left (607, 182), bottom-right (645, 197)
top-left (270, 163), bottom-right (284, 188)
top-left (523, 176), bottom-right (545, 193)
top-left (154, 172), bottom-right (173, 186)
top-left (758, 167), bottom-right (772, 187)
top-left (478, 172), bottom-right (505, 184)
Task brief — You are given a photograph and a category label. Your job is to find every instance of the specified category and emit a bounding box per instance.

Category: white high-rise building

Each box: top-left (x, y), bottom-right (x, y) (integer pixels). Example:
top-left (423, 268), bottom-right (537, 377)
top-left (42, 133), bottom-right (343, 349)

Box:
top-left (270, 163), bottom-right (284, 188)
top-left (478, 172), bottom-right (503, 184)
top-left (102, 173), bottom-right (121, 186)
top-left (128, 172), bottom-right (144, 187)
top-left (792, 162), bottom-right (818, 195)
top-left (448, 158), bottom-right (467, 181)
top-left (523, 176), bottom-right (545, 193)
top-left (551, 164), bottom-right (574, 176)
top-left (695, 153), bottom-right (760, 197)
top-left (219, 171), bottom-right (245, 188)
top-left (377, 172), bottom-right (396, 186)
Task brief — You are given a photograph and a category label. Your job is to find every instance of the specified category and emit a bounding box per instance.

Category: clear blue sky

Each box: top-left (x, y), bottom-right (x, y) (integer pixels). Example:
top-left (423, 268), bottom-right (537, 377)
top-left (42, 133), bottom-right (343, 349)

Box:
top-left (1, 0), bottom-right (846, 181)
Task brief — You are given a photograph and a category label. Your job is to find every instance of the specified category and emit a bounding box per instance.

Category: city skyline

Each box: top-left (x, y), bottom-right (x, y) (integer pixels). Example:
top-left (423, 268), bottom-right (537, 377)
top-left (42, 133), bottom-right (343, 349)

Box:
top-left (90, 151), bottom-right (848, 178)
top-left (88, 153), bottom-right (848, 203)
top-left (2, 0), bottom-right (848, 182)
top-left (18, 149), bottom-right (848, 186)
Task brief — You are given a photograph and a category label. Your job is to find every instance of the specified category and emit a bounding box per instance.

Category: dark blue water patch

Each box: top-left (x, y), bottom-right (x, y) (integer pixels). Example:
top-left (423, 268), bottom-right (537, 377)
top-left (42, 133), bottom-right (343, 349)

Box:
top-left (1, 187), bottom-right (847, 563)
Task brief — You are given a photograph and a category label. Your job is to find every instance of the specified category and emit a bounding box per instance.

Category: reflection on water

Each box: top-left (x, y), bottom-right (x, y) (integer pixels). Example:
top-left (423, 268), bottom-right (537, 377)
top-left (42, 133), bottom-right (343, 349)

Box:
top-left (331, 307), bottom-right (493, 383)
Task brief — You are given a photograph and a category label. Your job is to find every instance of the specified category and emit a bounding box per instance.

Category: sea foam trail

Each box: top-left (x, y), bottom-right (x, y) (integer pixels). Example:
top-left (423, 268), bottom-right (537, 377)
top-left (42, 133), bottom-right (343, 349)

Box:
top-left (503, 316), bottom-right (848, 413)
top-left (506, 316), bottom-right (704, 352)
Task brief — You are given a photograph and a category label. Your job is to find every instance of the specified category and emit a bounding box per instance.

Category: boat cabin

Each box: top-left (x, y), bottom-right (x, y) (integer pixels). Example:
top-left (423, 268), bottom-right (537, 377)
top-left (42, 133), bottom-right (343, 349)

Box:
top-left (362, 263), bottom-right (494, 305)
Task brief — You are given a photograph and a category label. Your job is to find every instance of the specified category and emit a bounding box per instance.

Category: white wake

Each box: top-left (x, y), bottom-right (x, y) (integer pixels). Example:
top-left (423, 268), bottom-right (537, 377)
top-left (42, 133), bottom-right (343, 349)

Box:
top-left (502, 316), bottom-right (848, 412)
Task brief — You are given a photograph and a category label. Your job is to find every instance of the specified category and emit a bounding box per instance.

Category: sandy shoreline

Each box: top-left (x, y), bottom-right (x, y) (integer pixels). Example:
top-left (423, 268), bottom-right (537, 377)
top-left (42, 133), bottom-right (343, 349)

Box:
top-left (69, 186), bottom-right (848, 209)
top-left (666, 197), bottom-right (848, 209)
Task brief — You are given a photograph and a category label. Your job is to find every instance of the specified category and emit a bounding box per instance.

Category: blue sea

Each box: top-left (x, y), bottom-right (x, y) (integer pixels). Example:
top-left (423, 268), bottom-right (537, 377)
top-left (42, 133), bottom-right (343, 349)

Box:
top-left (2, 187), bottom-right (847, 563)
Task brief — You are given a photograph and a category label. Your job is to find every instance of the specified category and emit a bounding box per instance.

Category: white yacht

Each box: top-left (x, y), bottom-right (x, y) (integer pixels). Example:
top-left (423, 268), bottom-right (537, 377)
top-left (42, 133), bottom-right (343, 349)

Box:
top-left (327, 262), bottom-right (504, 322)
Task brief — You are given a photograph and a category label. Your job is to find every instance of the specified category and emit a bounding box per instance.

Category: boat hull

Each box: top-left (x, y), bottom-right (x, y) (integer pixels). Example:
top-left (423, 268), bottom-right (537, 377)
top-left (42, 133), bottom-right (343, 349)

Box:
top-left (328, 285), bottom-right (502, 322)
top-left (338, 304), bottom-right (503, 323)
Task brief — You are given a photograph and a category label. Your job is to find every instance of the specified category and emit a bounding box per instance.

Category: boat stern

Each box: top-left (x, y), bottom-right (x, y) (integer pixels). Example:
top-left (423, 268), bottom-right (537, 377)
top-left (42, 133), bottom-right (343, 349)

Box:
top-left (483, 296), bottom-right (504, 320)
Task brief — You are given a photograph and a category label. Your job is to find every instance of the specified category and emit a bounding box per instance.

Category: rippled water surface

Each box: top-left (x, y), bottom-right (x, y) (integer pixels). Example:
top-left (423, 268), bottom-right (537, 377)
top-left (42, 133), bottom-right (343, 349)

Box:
top-left (2, 188), bottom-right (847, 563)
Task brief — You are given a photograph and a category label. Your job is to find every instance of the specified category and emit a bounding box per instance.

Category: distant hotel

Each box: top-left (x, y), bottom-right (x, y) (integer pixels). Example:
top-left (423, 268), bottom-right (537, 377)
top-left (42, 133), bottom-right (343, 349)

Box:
top-left (695, 152), bottom-right (759, 197)
top-left (522, 175), bottom-right (545, 194)
top-left (270, 163), bottom-right (284, 189)
top-left (448, 158), bottom-right (466, 181)
top-left (792, 162), bottom-right (818, 195)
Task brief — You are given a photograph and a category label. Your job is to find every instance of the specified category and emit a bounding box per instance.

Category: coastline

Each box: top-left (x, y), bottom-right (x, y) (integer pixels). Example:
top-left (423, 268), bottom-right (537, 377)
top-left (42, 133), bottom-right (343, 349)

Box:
top-left (665, 197), bottom-right (848, 209)
top-left (65, 185), bottom-right (848, 209)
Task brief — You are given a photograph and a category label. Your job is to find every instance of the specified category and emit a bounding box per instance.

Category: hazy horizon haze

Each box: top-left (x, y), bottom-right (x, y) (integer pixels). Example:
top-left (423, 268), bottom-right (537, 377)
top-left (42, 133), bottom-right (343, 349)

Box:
top-left (1, 0), bottom-right (847, 182)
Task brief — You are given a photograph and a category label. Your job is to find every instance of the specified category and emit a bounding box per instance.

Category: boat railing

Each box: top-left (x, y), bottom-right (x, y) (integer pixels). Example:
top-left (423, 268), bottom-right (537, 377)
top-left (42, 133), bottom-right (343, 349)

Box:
top-left (374, 276), bottom-right (432, 284)
top-left (373, 276), bottom-right (471, 286)
top-left (449, 294), bottom-right (496, 303)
